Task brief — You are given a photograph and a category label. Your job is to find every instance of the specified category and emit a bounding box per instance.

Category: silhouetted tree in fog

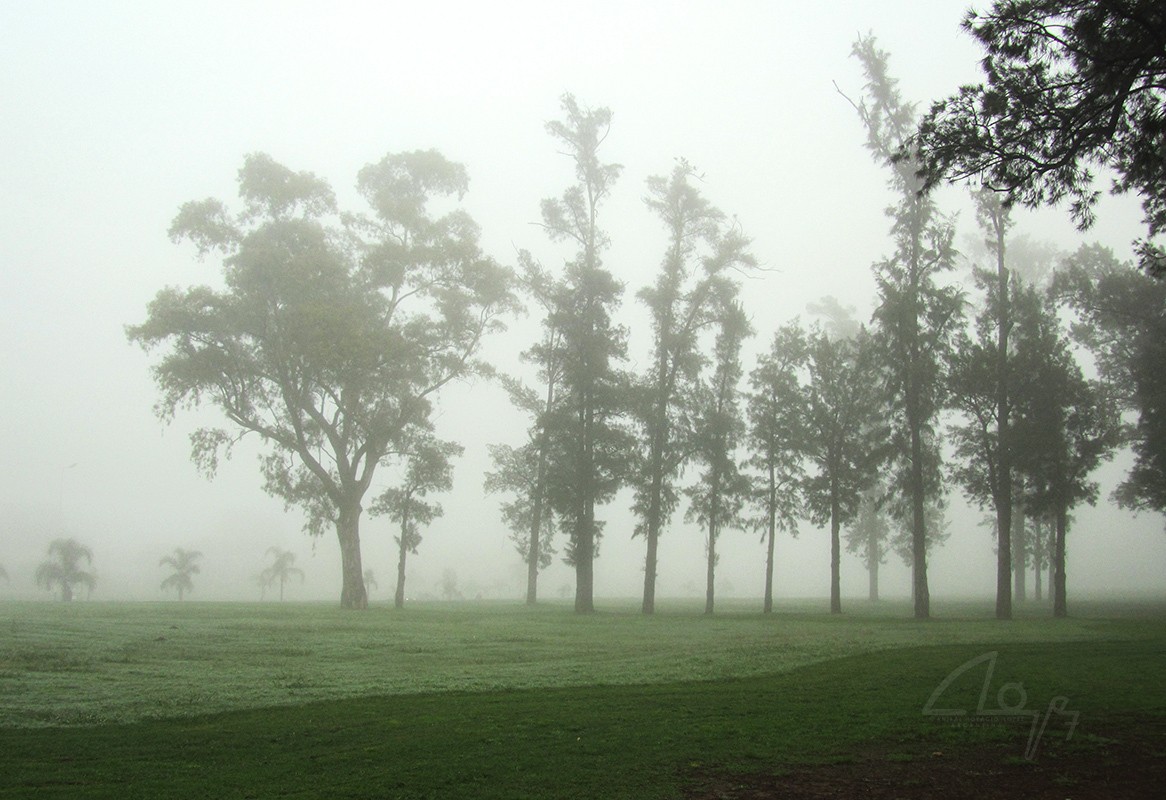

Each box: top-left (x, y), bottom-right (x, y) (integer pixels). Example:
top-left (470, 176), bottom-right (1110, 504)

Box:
top-left (634, 160), bottom-right (755, 615)
top-left (844, 485), bottom-right (891, 602)
top-left (159, 547), bottom-right (202, 601)
top-left (128, 152), bottom-right (514, 609)
top-left (260, 547), bottom-right (304, 602)
top-left (36, 538), bottom-right (95, 602)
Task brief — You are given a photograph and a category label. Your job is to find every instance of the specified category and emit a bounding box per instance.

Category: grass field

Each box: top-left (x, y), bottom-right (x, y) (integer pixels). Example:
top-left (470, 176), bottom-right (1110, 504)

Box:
top-left (2, 598), bottom-right (1165, 797)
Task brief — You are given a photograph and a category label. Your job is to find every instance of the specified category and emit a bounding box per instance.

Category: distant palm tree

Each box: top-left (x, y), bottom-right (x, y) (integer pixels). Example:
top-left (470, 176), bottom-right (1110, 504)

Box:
top-left (260, 547), bottom-right (304, 602)
top-left (159, 547), bottom-right (202, 601)
top-left (35, 538), bottom-right (96, 602)
top-left (363, 568), bottom-right (377, 598)
top-left (0, 563), bottom-right (8, 582)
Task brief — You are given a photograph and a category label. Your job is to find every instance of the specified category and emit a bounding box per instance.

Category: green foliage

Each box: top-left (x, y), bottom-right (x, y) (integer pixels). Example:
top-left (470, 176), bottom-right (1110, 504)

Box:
top-left (913, 0), bottom-right (1166, 273)
top-left (34, 538), bottom-right (96, 603)
top-left (258, 547), bottom-right (304, 602)
top-left (127, 151), bottom-right (515, 608)
top-left (1055, 244), bottom-right (1166, 513)
top-left (484, 442), bottom-right (556, 570)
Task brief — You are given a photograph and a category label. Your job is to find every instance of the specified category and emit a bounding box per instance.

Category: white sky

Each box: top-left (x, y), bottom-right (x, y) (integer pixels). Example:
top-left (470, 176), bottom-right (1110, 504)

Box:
top-left (1, 0), bottom-right (1161, 605)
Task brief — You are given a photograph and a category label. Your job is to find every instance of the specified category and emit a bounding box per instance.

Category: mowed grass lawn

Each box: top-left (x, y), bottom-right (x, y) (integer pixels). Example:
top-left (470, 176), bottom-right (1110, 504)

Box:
top-left (2, 598), bottom-right (1164, 798)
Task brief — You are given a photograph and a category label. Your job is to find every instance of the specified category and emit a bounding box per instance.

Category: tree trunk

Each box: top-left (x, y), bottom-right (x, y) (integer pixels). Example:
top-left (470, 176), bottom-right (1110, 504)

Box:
top-left (395, 520), bottom-right (409, 610)
top-left (763, 469), bottom-right (776, 613)
top-left (909, 418), bottom-right (929, 619)
top-left (1053, 504), bottom-right (1068, 618)
top-left (574, 515), bottom-right (594, 613)
top-left (527, 375), bottom-right (555, 606)
top-left (1013, 511), bottom-right (1027, 602)
top-left (994, 220), bottom-right (1013, 621)
top-left (641, 406), bottom-right (667, 615)
top-left (337, 500), bottom-right (368, 610)
top-left (830, 492), bottom-right (842, 614)
top-left (1047, 517), bottom-right (1055, 603)
top-left (868, 532), bottom-right (879, 602)
top-left (705, 519), bottom-right (717, 615)
top-left (1033, 517), bottom-right (1043, 601)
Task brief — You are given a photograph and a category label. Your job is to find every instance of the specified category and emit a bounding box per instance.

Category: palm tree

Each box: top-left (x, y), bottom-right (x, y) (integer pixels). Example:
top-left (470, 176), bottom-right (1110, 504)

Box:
top-left (363, 568), bottom-right (377, 599)
top-left (0, 563), bottom-right (8, 582)
top-left (35, 538), bottom-right (96, 602)
top-left (260, 547), bottom-right (304, 602)
top-left (159, 547), bottom-right (202, 601)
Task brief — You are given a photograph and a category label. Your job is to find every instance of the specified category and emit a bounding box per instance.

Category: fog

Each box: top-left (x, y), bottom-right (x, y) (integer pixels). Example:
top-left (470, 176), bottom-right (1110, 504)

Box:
top-left (2, 1), bottom-right (1163, 606)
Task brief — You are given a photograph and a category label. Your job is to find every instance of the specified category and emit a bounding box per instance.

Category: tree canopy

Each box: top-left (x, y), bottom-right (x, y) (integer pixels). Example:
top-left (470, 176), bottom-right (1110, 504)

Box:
top-left (912, 0), bottom-right (1166, 275)
top-left (128, 152), bottom-right (514, 608)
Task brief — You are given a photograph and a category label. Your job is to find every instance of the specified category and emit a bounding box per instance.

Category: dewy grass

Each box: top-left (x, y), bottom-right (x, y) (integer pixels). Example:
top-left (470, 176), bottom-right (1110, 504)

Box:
top-left (0, 598), bottom-right (1154, 728)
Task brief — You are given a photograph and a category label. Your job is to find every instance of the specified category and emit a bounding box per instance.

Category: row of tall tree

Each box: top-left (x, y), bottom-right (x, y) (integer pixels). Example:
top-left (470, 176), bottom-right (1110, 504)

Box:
top-left (132, 2), bottom-right (1165, 614)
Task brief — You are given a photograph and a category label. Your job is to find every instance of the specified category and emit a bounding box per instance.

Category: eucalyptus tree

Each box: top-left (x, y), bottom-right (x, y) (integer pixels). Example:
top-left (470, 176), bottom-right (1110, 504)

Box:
top-left (535, 94), bottom-right (632, 613)
top-left (848, 36), bottom-right (964, 618)
top-left (128, 151), bottom-right (513, 609)
top-left (371, 435), bottom-right (461, 609)
top-left (634, 160), bottom-right (755, 614)
top-left (1011, 289), bottom-right (1122, 617)
top-left (159, 547), bottom-right (202, 601)
top-left (35, 538), bottom-right (95, 602)
top-left (684, 301), bottom-right (751, 615)
top-left (802, 326), bottom-right (886, 614)
top-left (744, 322), bottom-right (808, 613)
top-left (260, 547), bottom-right (303, 602)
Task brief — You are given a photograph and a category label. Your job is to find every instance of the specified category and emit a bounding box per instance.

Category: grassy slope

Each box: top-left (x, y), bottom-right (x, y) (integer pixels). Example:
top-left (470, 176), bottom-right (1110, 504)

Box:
top-left (2, 600), bottom-right (1164, 798)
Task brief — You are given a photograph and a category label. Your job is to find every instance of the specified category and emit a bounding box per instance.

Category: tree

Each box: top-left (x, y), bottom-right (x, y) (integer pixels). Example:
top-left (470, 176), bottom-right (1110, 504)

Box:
top-left (128, 152), bottom-right (513, 609)
top-left (844, 485), bottom-right (892, 602)
top-left (159, 547), bottom-right (202, 601)
top-left (1011, 289), bottom-right (1122, 617)
top-left (912, 0), bottom-right (1166, 276)
top-left (484, 440), bottom-right (556, 596)
top-left (371, 435), bottom-right (461, 610)
top-left (744, 322), bottom-right (808, 613)
top-left (848, 35), bottom-right (964, 618)
top-left (260, 547), bottom-right (304, 602)
top-left (0, 564), bottom-right (7, 582)
top-left (1056, 244), bottom-right (1166, 514)
top-left (633, 160), bottom-right (755, 615)
top-left (486, 257), bottom-right (565, 605)
top-left (684, 301), bottom-right (751, 615)
top-left (363, 568), bottom-right (377, 598)
top-left (890, 500), bottom-right (952, 595)
top-left (440, 568), bottom-right (462, 601)
top-left (536, 94), bottom-right (632, 614)
top-left (802, 326), bottom-right (886, 614)
top-left (35, 538), bottom-right (95, 602)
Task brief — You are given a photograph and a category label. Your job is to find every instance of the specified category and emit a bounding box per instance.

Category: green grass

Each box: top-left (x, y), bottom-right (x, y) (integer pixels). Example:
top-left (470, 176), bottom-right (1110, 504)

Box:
top-left (1, 598), bottom-right (1164, 798)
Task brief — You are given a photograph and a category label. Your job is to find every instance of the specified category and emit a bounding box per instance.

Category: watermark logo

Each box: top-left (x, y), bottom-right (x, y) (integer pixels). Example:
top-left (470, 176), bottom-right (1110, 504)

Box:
top-left (923, 651), bottom-right (1079, 760)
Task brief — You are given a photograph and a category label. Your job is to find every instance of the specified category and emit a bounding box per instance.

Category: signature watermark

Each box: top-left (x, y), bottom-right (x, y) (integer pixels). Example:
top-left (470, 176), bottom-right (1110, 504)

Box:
top-left (923, 651), bottom-right (1079, 760)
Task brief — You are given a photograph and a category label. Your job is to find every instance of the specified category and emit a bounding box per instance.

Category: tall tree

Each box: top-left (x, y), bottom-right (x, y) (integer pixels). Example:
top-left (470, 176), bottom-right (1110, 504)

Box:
top-left (684, 301), bottom-right (751, 615)
top-left (634, 160), bottom-right (755, 614)
top-left (35, 538), bottom-right (95, 602)
top-left (485, 258), bottom-right (565, 605)
top-left (889, 499), bottom-right (952, 598)
top-left (848, 36), bottom-right (964, 618)
top-left (1011, 290), bottom-right (1122, 617)
top-left (536, 94), bottom-right (631, 614)
top-left (802, 327), bottom-right (885, 614)
top-left (947, 189), bottom-right (1018, 618)
top-left (128, 152), bottom-right (513, 609)
top-left (1056, 244), bottom-right (1166, 514)
top-left (912, 0), bottom-right (1166, 275)
top-left (371, 436), bottom-right (461, 610)
top-left (159, 547), bottom-right (202, 601)
top-left (844, 485), bottom-right (892, 602)
top-left (744, 322), bottom-right (808, 613)
top-left (260, 547), bottom-right (303, 602)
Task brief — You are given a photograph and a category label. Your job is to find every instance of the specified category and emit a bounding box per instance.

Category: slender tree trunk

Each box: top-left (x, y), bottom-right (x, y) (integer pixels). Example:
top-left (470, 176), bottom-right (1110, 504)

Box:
top-left (395, 522), bottom-right (409, 610)
top-left (642, 385), bottom-right (669, 615)
top-left (909, 407), bottom-right (930, 619)
top-left (830, 490), bottom-right (842, 614)
top-left (1053, 504), bottom-right (1068, 618)
top-left (337, 499), bottom-right (368, 610)
top-left (763, 466), bottom-right (777, 613)
top-left (868, 533), bottom-right (879, 602)
top-left (994, 220), bottom-right (1013, 620)
top-left (705, 519), bottom-right (717, 615)
top-left (1033, 517), bottom-right (1043, 601)
top-left (1047, 517), bottom-right (1056, 603)
top-left (575, 390), bottom-right (596, 614)
top-left (1013, 510), bottom-right (1027, 602)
